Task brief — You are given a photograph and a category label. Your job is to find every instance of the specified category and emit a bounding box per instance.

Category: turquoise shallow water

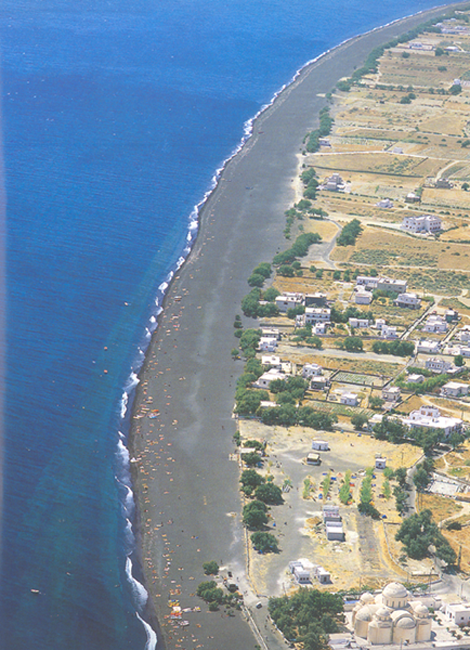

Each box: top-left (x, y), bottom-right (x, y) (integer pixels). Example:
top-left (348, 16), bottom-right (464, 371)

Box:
top-left (0, 1), bottom-right (447, 647)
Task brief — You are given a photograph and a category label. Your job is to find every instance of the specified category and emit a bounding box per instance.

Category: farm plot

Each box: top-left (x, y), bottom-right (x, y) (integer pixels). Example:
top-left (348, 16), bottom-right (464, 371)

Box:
top-left (333, 371), bottom-right (388, 387)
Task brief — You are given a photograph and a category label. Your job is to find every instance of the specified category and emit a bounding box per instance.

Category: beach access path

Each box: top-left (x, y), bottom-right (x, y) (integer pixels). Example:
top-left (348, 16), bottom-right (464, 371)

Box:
top-left (129, 4), bottom-right (464, 649)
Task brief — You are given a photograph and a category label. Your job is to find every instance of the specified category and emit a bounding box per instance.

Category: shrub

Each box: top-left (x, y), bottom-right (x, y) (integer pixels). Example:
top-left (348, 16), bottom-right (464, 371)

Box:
top-left (337, 219), bottom-right (362, 246)
top-left (251, 532), bottom-right (279, 553)
top-left (203, 561), bottom-right (219, 575)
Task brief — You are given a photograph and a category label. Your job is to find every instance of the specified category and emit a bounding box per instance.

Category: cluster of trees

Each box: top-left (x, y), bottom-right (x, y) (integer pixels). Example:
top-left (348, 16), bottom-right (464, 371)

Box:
top-left (338, 336), bottom-right (363, 352)
top-left (305, 108), bottom-right (334, 155)
top-left (336, 219), bottom-right (362, 247)
top-left (396, 509), bottom-right (456, 566)
top-left (339, 470), bottom-right (352, 504)
top-left (260, 404), bottom-right (337, 429)
top-left (300, 168), bottom-right (319, 201)
top-left (196, 580), bottom-right (242, 611)
top-left (251, 531), bottom-right (279, 553)
top-left (269, 589), bottom-right (343, 649)
top-left (330, 305), bottom-right (371, 324)
top-left (400, 92), bottom-right (416, 104)
top-left (413, 457), bottom-right (434, 492)
top-left (273, 232), bottom-right (322, 266)
top-left (395, 369), bottom-right (449, 395)
top-left (372, 340), bottom-right (415, 357)
top-left (241, 287), bottom-right (280, 318)
top-left (270, 376), bottom-right (309, 405)
top-left (292, 324), bottom-right (323, 349)
top-left (247, 262), bottom-right (272, 288)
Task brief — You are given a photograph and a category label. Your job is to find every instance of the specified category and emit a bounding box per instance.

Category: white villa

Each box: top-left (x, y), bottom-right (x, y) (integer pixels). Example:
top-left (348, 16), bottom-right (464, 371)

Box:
top-left (441, 381), bottom-right (469, 398)
top-left (349, 317), bottom-right (370, 328)
top-left (253, 369), bottom-right (286, 389)
top-left (340, 392), bottom-right (359, 407)
top-left (356, 276), bottom-right (379, 290)
top-left (259, 337), bottom-right (277, 352)
top-left (355, 290), bottom-right (373, 305)
top-left (425, 357), bottom-right (454, 374)
top-left (352, 582), bottom-right (432, 645)
top-left (395, 292), bottom-right (421, 309)
top-left (275, 292), bottom-right (304, 312)
top-left (381, 325), bottom-right (398, 339)
top-left (302, 363), bottom-right (322, 379)
top-left (403, 405), bottom-right (463, 436)
top-left (377, 277), bottom-right (407, 293)
top-left (423, 314), bottom-right (447, 333)
top-left (401, 214), bottom-right (442, 234)
top-left (417, 339), bottom-right (441, 354)
top-left (304, 307), bottom-right (331, 325)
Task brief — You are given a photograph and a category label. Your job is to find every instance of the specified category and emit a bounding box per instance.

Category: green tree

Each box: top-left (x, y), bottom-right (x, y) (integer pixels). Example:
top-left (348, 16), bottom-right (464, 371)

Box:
top-left (413, 466), bottom-right (431, 492)
top-left (351, 413), bottom-right (369, 430)
top-left (343, 336), bottom-right (363, 352)
top-left (255, 482), bottom-right (283, 505)
top-left (240, 469), bottom-right (265, 495)
top-left (454, 354), bottom-right (465, 367)
top-left (248, 272), bottom-right (266, 287)
top-left (263, 287), bottom-right (280, 302)
top-left (242, 501), bottom-right (268, 529)
top-left (202, 561), bottom-right (219, 575)
top-left (251, 532), bottom-right (279, 553)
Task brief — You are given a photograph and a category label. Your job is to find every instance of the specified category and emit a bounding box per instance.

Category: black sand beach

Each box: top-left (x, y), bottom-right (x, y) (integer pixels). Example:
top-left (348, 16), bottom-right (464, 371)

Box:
top-left (129, 4), bottom-right (464, 648)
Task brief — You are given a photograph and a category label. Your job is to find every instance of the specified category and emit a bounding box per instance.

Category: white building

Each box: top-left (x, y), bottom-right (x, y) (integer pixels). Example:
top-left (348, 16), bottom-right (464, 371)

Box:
top-left (302, 363), bottom-right (322, 379)
top-left (312, 440), bottom-right (329, 451)
top-left (314, 566), bottom-right (331, 584)
top-left (261, 355), bottom-right (281, 368)
top-left (275, 292), bottom-right (304, 312)
top-left (382, 386), bottom-right (401, 402)
top-left (417, 339), bottom-right (441, 354)
top-left (261, 327), bottom-right (280, 340)
top-left (375, 457), bottom-right (387, 470)
top-left (323, 505), bottom-right (340, 521)
top-left (259, 337), bottom-right (277, 352)
top-left (304, 307), bottom-right (331, 324)
top-left (326, 521), bottom-right (344, 541)
top-left (401, 214), bottom-right (442, 234)
top-left (313, 322), bottom-right (327, 335)
top-left (355, 290), bottom-right (373, 305)
top-left (457, 325), bottom-right (470, 342)
top-left (253, 369), bottom-right (286, 389)
top-left (376, 198), bottom-right (393, 208)
top-left (446, 603), bottom-right (470, 626)
top-left (310, 376), bottom-right (328, 391)
top-left (441, 381), bottom-right (469, 398)
top-left (324, 172), bottom-right (345, 191)
top-left (375, 318), bottom-right (386, 330)
top-left (423, 314), bottom-right (447, 333)
top-left (403, 405), bottom-right (463, 436)
top-left (288, 561), bottom-right (311, 585)
top-left (307, 453), bottom-right (321, 465)
top-left (395, 292), bottom-right (421, 309)
top-left (349, 317), bottom-right (370, 328)
top-left (425, 357), bottom-right (454, 374)
top-left (356, 275), bottom-right (379, 289)
top-left (381, 325), bottom-right (398, 339)
top-left (377, 277), bottom-right (407, 293)
top-left (407, 373), bottom-right (424, 384)
top-left (341, 392), bottom-right (359, 407)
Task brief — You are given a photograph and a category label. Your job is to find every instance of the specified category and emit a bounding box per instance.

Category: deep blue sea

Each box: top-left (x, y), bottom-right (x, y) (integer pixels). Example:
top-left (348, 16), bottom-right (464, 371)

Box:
top-left (0, 0), bottom-right (449, 648)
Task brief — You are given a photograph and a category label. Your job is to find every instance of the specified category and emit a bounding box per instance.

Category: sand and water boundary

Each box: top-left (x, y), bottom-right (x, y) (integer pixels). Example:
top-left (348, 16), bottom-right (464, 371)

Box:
top-left (128, 4), bottom-right (467, 649)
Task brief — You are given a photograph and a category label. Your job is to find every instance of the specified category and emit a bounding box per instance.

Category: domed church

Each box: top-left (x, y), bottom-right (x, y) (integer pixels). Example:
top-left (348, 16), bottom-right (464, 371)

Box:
top-left (352, 582), bottom-right (432, 645)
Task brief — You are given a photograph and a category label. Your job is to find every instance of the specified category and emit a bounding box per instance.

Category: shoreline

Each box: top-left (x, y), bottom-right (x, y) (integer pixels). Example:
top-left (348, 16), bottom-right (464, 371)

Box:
top-left (128, 3), bottom-right (467, 648)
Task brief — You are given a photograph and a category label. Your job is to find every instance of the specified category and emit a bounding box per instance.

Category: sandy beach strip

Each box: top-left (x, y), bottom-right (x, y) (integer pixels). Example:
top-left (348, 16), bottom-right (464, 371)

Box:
top-left (129, 4), bottom-right (465, 649)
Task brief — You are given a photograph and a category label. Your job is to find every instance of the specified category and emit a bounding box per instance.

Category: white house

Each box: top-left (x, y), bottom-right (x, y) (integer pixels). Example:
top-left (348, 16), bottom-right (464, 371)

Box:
top-left (326, 521), bottom-right (344, 541)
top-left (259, 337), bottom-right (277, 352)
top-left (289, 561), bottom-right (311, 585)
top-left (423, 315), bottom-right (447, 334)
top-left (323, 505), bottom-right (340, 521)
top-left (314, 566), bottom-right (331, 584)
top-left (261, 327), bottom-right (280, 340)
top-left (446, 603), bottom-right (470, 626)
top-left (275, 292), bottom-right (304, 312)
top-left (425, 357), bottom-right (454, 374)
top-left (254, 369), bottom-right (286, 389)
top-left (395, 292), bottom-right (421, 309)
top-left (304, 307), bottom-right (331, 324)
top-left (377, 277), bottom-right (407, 293)
top-left (403, 405), bottom-right (463, 436)
top-left (310, 376), bottom-right (328, 391)
top-left (312, 440), bottom-right (329, 451)
top-left (349, 317), bottom-right (370, 328)
top-left (341, 391), bottom-right (359, 407)
top-left (375, 318), bottom-right (386, 330)
top-left (304, 292), bottom-right (327, 307)
top-left (313, 322), bottom-right (327, 335)
top-left (381, 325), bottom-right (398, 339)
top-left (307, 453), bottom-right (321, 465)
top-left (356, 276), bottom-right (379, 289)
top-left (261, 355), bottom-right (281, 368)
top-left (417, 339), bottom-right (441, 354)
top-left (407, 373), bottom-right (424, 384)
top-left (376, 198), bottom-right (393, 208)
top-left (324, 172), bottom-right (345, 191)
top-left (457, 326), bottom-right (470, 342)
top-left (441, 381), bottom-right (469, 398)
top-left (401, 214), bottom-right (442, 234)
top-left (375, 457), bottom-right (387, 470)
top-left (405, 192), bottom-right (420, 203)
top-left (382, 386), bottom-right (401, 402)
top-left (355, 290), bottom-right (373, 305)
top-left (302, 363), bottom-right (322, 379)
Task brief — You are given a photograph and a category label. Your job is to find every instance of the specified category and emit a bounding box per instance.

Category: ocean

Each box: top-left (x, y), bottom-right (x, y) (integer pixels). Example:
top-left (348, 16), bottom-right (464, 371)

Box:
top-left (0, 0), bottom-right (448, 648)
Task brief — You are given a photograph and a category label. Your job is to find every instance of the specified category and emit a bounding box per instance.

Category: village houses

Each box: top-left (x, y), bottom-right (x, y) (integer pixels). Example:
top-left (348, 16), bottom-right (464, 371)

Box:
top-left (403, 405), bottom-right (463, 437)
top-left (394, 292), bottom-right (421, 309)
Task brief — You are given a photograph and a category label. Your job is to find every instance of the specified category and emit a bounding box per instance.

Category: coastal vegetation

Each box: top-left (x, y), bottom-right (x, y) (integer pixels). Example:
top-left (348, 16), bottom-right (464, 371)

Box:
top-left (268, 590), bottom-right (343, 649)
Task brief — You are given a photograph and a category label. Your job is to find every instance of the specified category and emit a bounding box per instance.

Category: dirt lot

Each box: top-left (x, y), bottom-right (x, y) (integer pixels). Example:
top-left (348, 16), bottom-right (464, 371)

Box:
top-left (238, 420), bottom-right (423, 594)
